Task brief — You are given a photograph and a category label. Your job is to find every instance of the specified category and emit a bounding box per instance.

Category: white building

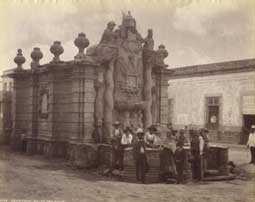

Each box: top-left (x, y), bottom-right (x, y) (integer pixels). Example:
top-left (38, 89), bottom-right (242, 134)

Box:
top-left (166, 58), bottom-right (255, 144)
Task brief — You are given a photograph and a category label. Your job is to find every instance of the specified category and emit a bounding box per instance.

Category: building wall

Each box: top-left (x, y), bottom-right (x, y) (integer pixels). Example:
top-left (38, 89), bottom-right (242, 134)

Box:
top-left (168, 71), bottom-right (255, 143)
top-left (0, 76), bottom-right (13, 144)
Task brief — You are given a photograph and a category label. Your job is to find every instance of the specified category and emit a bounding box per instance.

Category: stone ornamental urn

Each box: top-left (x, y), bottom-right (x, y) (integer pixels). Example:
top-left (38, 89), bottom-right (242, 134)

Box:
top-left (74, 32), bottom-right (90, 60)
top-left (156, 44), bottom-right (168, 65)
top-left (14, 49), bottom-right (26, 69)
top-left (50, 41), bottom-right (64, 62)
top-left (31, 47), bottom-right (43, 66)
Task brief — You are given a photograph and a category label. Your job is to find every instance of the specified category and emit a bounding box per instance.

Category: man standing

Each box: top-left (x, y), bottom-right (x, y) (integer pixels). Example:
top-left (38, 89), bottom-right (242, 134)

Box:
top-left (175, 143), bottom-right (186, 184)
top-left (144, 125), bottom-right (157, 148)
top-left (177, 129), bottom-right (185, 147)
top-left (199, 128), bottom-right (209, 172)
top-left (247, 125), bottom-right (255, 164)
top-left (111, 121), bottom-right (122, 170)
top-left (133, 128), bottom-right (149, 184)
top-left (191, 130), bottom-right (205, 181)
top-left (119, 127), bottom-right (133, 170)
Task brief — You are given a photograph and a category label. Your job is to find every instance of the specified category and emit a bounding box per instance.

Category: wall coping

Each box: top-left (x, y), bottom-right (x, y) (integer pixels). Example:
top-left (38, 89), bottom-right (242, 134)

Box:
top-left (162, 58), bottom-right (255, 80)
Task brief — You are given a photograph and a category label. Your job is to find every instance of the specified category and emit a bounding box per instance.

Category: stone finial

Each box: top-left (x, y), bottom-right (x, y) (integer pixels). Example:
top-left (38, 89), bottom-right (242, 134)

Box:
top-left (13, 49), bottom-right (26, 68)
top-left (156, 44), bottom-right (168, 65)
top-left (14, 49), bottom-right (26, 69)
top-left (50, 41), bottom-right (64, 62)
top-left (31, 47), bottom-right (43, 68)
top-left (158, 44), bottom-right (168, 58)
top-left (74, 32), bottom-right (90, 60)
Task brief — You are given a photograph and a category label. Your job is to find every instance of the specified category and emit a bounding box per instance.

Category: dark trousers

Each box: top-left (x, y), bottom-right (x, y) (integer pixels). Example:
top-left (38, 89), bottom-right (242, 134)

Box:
top-left (136, 154), bottom-right (147, 183)
top-left (119, 145), bottom-right (127, 170)
top-left (176, 163), bottom-right (184, 184)
top-left (250, 147), bottom-right (255, 164)
top-left (192, 155), bottom-right (204, 181)
top-left (112, 144), bottom-right (121, 170)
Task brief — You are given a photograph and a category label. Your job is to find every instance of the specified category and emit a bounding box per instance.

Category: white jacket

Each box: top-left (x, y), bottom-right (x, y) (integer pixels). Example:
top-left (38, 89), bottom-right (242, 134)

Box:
top-left (247, 132), bottom-right (255, 147)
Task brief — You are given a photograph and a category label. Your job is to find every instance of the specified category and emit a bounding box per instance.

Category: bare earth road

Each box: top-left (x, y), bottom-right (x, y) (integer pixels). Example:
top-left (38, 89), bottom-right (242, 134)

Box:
top-left (0, 145), bottom-right (254, 202)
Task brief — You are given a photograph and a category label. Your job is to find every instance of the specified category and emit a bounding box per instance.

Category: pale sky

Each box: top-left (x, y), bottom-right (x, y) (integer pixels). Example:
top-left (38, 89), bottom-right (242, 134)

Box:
top-left (0, 0), bottom-right (254, 73)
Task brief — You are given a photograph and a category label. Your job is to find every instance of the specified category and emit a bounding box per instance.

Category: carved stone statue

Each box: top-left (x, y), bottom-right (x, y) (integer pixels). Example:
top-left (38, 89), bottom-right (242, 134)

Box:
top-left (100, 21), bottom-right (116, 44)
top-left (93, 12), bottom-right (168, 142)
top-left (143, 29), bottom-right (154, 50)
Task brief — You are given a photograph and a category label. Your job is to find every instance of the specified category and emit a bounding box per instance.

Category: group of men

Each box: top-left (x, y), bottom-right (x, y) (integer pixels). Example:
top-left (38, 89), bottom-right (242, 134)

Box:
top-left (110, 121), bottom-right (210, 184)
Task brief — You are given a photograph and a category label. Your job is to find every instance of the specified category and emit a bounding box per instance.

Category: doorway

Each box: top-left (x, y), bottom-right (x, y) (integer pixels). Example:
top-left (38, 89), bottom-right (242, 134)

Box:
top-left (242, 115), bottom-right (255, 144)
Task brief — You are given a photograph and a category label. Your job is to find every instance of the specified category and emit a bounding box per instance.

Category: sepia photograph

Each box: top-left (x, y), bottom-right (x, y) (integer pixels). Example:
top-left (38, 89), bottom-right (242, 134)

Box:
top-left (0, 0), bottom-right (254, 201)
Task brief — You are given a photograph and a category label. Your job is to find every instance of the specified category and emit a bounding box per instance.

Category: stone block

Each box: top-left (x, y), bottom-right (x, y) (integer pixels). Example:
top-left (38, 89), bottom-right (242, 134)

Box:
top-left (122, 148), bottom-right (161, 183)
top-left (67, 143), bottom-right (98, 168)
top-left (206, 146), bottom-right (229, 176)
top-left (98, 144), bottom-right (112, 167)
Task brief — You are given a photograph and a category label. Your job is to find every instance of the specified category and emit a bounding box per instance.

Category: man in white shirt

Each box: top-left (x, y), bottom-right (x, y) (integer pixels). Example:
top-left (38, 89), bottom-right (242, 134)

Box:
top-left (121, 127), bottom-right (133, 145)
top-left (191, 131), bottom-right (205, 181)
top-left (119, 127), bottom-right (133, 170)
top-left (247, 125), bottom-right (255, 164)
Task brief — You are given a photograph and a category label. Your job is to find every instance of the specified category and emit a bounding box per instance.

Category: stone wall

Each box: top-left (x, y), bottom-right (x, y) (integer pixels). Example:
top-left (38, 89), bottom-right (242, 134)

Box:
top-left (11, 71), bottom-right (31, 150)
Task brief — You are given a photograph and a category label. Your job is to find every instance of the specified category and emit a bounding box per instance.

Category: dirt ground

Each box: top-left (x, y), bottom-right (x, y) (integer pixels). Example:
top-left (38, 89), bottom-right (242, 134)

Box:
top-left (0, 145), bottom-right (254, 202)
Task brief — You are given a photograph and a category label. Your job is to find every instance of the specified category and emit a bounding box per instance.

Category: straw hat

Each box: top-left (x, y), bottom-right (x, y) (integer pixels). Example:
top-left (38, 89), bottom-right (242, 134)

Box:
top-left (147, 125), bottom-right (157, 132)
top-left (136, 128), bottom-right (145, 138)
top-left (113, 121), bottom-right (121, 126)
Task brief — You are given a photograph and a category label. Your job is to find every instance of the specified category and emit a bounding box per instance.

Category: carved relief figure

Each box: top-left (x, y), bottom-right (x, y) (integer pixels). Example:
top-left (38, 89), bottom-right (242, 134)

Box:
top-left (39, 87), bottom-right (49, 119)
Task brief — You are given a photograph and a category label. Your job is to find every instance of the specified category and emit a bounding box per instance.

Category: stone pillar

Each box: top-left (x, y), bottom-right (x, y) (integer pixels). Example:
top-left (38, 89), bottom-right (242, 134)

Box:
top-left (103, 59), bottom-right (115, 142)
top-left (143, 50), bottom-right (154, 128)
top-left (10, 72), bottom-right (31, 150)
top-left (70, 63), bottom-right (96, 144)
top-left (83, 66), bottom-right (96, 143)
top-left (154, 45), bottom-right (169, 127)
top-left (159, 74), bottom-right (169, 126)
top-left (40, 41), bottom-right (64, 158)
top-left (70, 65), bottom-right (84, 143)
top-left (26, 47), bottom-right (43, 154)
top-left (151, 85), bottom-right (158, 124)
top-left (9, 49), bottom-right (31, 151)
top-left (1, 77), bottom-right (12, 145)
top-left (45, 70), bottom-right (56, 157)
top-left (94, 67), bottom-right (105, 129)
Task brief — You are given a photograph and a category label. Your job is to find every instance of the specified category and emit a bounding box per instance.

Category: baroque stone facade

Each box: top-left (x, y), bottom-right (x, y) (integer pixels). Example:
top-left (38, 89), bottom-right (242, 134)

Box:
top-left (5, 12), bottom-right (169, 159)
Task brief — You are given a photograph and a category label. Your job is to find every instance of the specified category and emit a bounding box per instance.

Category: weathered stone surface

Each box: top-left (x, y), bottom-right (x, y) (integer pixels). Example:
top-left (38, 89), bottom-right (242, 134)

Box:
top-left (5, 13), bottom-right (170, 173)
top-left (67, 143), bottom-right (98, 168)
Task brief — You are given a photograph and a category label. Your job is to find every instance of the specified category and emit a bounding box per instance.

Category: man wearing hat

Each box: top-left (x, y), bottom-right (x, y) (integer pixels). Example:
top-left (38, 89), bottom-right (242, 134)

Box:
top-left (247, 125), bottom-right (255, 164)
top-left (111, 121), bottom-right (123, 170)
top-left (119, 127), bottom-right (133, 170)
top-left (144, 125), bottom-right (157, 148)
top-left (133, 128), bottom-right (149, 184)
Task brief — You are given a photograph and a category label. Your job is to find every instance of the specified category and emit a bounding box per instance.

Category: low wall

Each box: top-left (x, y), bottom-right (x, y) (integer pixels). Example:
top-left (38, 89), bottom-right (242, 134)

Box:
top-left (122, 147), bottom-right (193, 183)
top-left (22, 138), bottom-right (230, 182)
